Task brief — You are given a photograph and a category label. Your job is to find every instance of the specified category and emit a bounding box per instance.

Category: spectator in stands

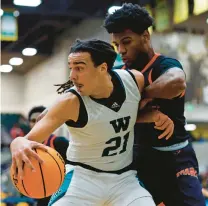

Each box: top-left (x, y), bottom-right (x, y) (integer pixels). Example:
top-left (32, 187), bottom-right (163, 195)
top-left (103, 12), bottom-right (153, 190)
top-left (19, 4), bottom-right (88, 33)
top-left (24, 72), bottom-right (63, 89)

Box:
top-left (10, 124), bottom-right (25, 139)
top-left (1, 124), bottom-right (12, 148)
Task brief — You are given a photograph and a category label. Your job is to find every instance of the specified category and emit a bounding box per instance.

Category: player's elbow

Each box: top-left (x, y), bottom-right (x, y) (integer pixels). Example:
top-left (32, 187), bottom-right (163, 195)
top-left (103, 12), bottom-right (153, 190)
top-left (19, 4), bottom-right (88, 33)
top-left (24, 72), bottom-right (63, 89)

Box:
top-left (169, 77), bottom-right (186, 98)
top-left (175, 77), bottom-right (186, 92)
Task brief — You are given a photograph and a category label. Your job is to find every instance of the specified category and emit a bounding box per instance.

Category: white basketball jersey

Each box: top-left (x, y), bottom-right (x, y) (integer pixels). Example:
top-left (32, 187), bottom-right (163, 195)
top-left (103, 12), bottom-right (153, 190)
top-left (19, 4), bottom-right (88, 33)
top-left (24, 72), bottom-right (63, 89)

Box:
top-left (66, 70), bottom-right (141, 171)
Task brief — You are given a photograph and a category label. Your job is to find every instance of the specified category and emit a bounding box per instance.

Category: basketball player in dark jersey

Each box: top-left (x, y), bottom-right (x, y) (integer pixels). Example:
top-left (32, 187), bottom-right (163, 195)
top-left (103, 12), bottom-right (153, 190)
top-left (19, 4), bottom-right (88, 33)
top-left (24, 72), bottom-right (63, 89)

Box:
top-left (104, 3), bottom-right (205, 206)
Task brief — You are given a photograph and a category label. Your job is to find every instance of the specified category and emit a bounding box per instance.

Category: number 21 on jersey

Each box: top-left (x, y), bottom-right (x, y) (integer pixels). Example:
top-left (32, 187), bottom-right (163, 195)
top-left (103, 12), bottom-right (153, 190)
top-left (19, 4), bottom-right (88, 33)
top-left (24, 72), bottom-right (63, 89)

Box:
top-left (102, 116), bottom-right (131, 157)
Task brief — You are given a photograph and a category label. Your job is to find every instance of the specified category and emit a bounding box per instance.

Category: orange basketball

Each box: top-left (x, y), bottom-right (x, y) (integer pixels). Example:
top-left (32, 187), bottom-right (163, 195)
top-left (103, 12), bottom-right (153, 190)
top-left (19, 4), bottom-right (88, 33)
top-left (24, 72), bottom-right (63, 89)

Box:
top-left (10, 147), bottom-right (65, 199)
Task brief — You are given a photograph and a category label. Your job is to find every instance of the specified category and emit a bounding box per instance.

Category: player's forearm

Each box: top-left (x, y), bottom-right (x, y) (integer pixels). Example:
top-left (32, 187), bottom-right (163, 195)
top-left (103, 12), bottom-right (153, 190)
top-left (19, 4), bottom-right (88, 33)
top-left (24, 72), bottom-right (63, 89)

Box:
top-left (36, 109), bottom-right (48, 122)
top-left (25, 118), bottom-right (62, 143)
top-left (136, 109), bottom-right (159, 123)
top-left (144, 77), bottom-right (186, 99)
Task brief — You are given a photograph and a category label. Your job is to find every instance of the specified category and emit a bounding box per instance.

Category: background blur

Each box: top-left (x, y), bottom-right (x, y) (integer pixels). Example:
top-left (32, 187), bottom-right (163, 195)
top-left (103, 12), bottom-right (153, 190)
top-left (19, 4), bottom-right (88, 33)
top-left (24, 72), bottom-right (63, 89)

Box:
top-left (1, 0), bottom-right (208, 205)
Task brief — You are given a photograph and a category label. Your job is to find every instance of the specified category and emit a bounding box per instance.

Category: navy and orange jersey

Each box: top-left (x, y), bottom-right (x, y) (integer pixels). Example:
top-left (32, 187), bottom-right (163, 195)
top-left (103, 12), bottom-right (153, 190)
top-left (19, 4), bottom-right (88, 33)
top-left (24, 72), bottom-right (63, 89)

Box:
top-left (114, 53), bottom-right (190, 147)
top-left (43, 134), bottom-right (57, 148)
top-left (43, 135), bottom-right (69, 161)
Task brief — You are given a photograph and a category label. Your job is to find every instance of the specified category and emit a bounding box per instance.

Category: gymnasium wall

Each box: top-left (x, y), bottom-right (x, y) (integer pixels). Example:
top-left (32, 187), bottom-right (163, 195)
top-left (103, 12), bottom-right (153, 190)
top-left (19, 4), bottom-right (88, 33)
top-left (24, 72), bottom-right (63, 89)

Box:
top-left (1, 72), bottom-right (25, 113)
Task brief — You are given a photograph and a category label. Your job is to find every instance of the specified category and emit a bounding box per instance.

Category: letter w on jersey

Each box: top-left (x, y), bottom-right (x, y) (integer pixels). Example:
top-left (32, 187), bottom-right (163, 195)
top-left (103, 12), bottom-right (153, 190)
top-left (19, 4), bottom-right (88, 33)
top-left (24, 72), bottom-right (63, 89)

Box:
top-left (110, 116), bottom-right (131, 133)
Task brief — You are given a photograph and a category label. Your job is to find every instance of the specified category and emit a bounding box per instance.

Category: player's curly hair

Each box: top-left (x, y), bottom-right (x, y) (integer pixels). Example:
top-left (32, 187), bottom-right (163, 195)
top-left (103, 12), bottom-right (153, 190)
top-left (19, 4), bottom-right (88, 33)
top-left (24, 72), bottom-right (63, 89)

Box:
top-left (55, 39), bottom-right (117, 94)
top-left (104, 3), bottom-right (154, 34)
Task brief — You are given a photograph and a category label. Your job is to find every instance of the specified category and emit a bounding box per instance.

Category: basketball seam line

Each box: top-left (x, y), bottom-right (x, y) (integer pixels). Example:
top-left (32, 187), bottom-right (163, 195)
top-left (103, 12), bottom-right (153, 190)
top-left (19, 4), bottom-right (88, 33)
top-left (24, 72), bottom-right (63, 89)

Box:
top-left (35, 148), bottom-right (47, 197)
top-left (47, 151), bottom-right (63, 189)
top-left (21, 162), bottom-right (30, 196)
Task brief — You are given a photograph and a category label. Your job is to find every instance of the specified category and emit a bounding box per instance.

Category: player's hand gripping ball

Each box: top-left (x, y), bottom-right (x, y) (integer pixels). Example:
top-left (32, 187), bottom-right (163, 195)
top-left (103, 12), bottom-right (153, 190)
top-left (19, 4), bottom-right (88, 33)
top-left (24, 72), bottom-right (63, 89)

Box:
top-left (10, 147), bottom-right (65, 198)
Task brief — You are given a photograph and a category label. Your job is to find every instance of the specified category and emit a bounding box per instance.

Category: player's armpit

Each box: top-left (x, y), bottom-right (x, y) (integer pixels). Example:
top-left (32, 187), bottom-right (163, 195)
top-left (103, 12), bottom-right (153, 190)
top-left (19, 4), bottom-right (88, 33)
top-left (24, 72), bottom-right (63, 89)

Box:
top-left (144, 67), bottom-right (186, 99)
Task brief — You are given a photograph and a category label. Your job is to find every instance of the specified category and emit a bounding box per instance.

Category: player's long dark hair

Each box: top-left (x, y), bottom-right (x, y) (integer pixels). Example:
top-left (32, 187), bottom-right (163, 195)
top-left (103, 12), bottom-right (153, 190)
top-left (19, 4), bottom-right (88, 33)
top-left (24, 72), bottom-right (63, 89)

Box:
top-left (104, 3), bottom-right (154, 34)
top-left (55, 39), bottom-right (117, 94)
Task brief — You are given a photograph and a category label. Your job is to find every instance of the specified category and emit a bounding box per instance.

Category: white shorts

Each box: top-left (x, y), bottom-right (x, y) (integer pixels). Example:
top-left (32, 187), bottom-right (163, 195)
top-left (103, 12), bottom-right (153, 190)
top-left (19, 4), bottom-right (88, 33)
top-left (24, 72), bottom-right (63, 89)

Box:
top-left (49, 164), bottom-right (155, 206)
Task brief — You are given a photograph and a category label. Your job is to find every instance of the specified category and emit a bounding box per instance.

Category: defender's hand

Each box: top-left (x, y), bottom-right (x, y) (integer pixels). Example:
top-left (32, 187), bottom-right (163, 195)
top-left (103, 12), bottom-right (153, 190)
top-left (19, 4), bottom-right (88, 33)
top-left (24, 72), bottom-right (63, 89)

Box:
top-left (10, 137), bottom-right (47, 179)
top-left (153, 111), bottom-right (174, 140)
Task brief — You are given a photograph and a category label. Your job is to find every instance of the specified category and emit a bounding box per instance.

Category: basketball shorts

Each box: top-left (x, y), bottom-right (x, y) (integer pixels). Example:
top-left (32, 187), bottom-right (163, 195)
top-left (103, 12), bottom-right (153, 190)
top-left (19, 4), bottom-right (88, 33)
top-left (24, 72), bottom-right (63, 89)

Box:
top-left (48, 164), bottom-right (155, 206)
top-left (134, 143), bottom-right (206, 206)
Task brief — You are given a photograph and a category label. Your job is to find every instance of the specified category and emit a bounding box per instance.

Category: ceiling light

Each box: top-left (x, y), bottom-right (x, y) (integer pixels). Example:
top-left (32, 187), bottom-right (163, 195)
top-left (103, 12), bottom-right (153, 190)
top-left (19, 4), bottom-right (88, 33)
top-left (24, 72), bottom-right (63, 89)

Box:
top-left (9, 57), bottom-right (23, 66)
top-left (22, 48), bottom-right (37, 56)
top-left (185, 124), bottom-right (197, 131)
top-left (0, 65), bottom-right (13, 73)
top-left (0, 9), bottom-right (4, 16)
top-left (13, 0), bottom-right (42, 7)
top-left (13, 10), bottom-right (20, 17)
top-left (108, 6), bottom-right (122, 14)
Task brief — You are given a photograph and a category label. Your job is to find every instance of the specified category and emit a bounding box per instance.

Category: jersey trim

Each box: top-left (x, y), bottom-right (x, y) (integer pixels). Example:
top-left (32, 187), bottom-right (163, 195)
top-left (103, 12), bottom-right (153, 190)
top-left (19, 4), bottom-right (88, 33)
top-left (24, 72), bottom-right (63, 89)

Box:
top-left (114, 53), bottom-right (161, 73)
top-left (65, 89), bottom-right (88, 128)
top-left (141, 53), bottom-right (161, 73)
top-left (148, 68), bottom-right (153, 84)
top-left (125, 69), bottom-right (138, 88)
top-left (90, 70), bottom-right (126, 112)
top-left (66, 160), bottom-right (132, 174)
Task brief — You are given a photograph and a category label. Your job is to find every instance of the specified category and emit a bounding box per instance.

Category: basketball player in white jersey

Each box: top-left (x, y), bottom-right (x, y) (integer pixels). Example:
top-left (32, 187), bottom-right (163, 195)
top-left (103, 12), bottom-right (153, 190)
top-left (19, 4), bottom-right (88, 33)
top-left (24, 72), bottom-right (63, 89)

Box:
top-left (10, 39), bottom-right (173, 206)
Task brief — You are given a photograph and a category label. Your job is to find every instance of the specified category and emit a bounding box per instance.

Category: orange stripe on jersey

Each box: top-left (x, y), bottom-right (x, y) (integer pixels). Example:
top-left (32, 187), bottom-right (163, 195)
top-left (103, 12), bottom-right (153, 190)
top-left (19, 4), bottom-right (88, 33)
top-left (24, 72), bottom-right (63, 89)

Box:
top-left (120, 53), bottom-right (160, 83)
top-left (148, 69), bottom-right (153, 84)
top-left (179, 90), bottom-right (185, 98)
top-left (141, 53), bottom-right (160, 74)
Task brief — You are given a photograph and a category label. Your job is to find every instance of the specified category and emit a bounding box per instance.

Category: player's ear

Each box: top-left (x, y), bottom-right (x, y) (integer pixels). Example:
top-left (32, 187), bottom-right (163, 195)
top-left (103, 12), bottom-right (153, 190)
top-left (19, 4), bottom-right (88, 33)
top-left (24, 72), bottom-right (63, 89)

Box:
top-left (99, 62), bottom-right (108, 73)
top-left (143, 30), bottom-right (150, 41)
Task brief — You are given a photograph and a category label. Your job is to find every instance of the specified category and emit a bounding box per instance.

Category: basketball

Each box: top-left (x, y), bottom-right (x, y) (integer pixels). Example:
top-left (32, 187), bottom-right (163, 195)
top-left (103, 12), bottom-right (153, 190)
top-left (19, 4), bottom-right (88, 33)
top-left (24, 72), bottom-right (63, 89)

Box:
top-left (10, 147), bottom-right (65, 199)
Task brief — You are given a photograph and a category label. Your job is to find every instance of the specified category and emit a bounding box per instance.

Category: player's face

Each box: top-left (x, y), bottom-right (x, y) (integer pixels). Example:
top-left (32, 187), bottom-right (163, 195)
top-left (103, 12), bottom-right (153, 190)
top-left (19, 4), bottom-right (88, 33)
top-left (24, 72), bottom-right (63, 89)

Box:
top-left (68, 52), bottom-right (105, 96)
top-left (112, 30), bottom-right (150, 69)
top-left (29, 112), bottom-right (41, 128)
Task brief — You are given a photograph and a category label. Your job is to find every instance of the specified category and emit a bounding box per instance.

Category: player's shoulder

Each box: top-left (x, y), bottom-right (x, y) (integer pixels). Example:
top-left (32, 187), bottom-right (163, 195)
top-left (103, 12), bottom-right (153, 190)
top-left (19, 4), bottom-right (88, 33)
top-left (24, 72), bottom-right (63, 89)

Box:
top-left (60, 89), bottom-right (78, 100)
top-left (129, 69), bottom-right (143, 78)
top-left (52, 89), bottom-right (80, 122)
top-left (56, 89), bottom-right (80, 109)
top-left (112, 65), bottom-right (143, 81)
top-left (157, 55), bottom-right (183, 69)
top-left (129, 69), bottom-right (144, 93)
